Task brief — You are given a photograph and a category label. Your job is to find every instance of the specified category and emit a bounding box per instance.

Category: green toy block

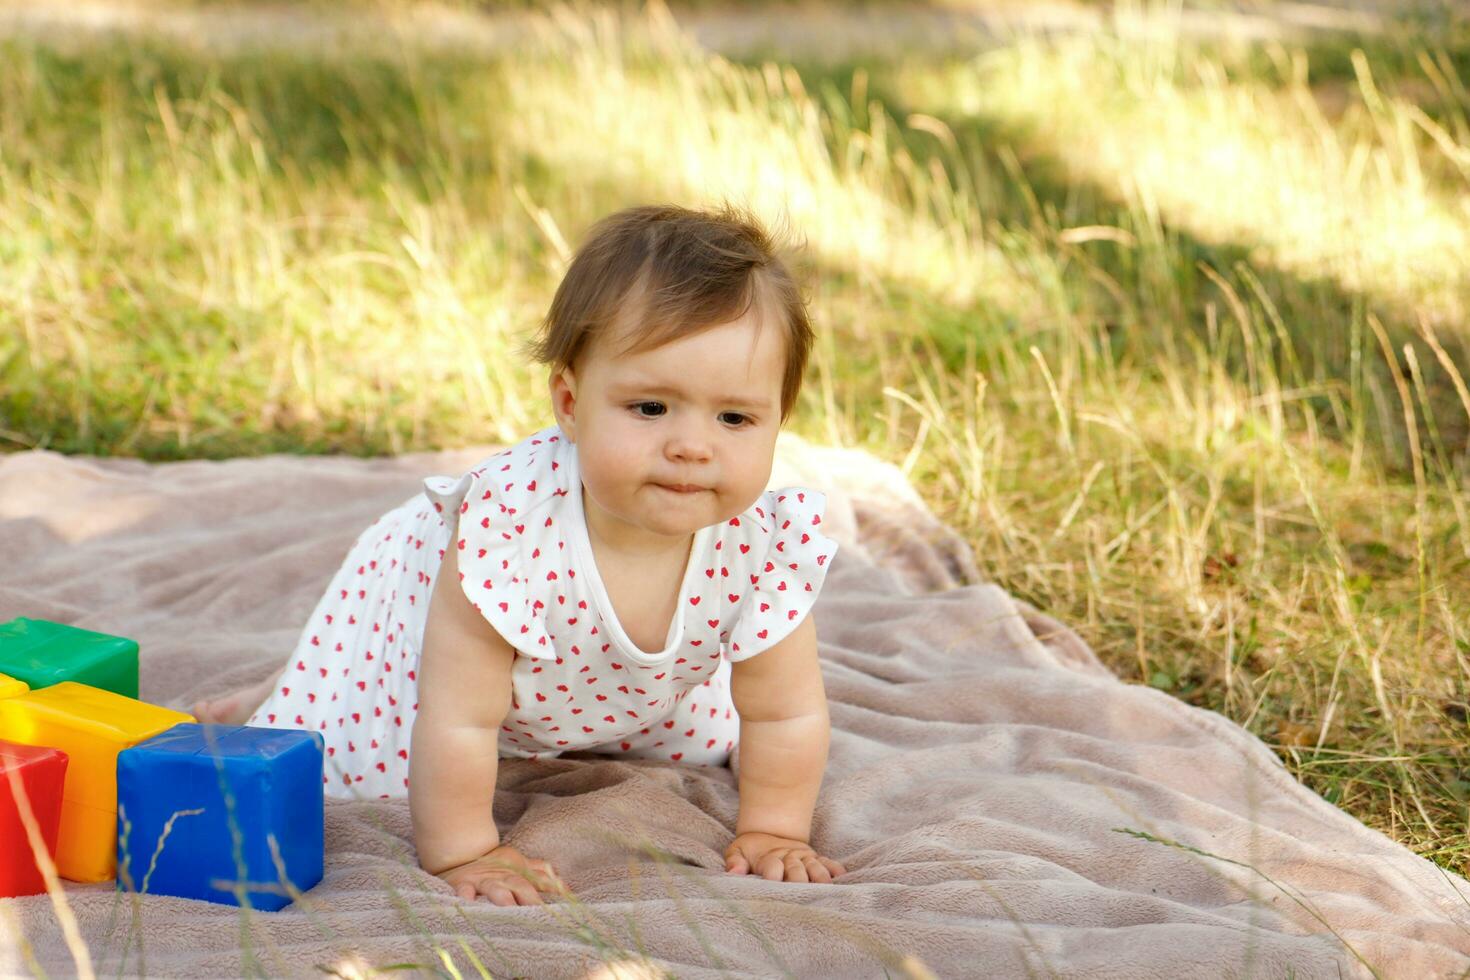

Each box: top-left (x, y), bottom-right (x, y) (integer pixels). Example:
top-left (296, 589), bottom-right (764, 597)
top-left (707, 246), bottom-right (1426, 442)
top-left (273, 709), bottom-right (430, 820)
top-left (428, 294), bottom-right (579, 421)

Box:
top-left (0, 619), bottom-right (139, 698)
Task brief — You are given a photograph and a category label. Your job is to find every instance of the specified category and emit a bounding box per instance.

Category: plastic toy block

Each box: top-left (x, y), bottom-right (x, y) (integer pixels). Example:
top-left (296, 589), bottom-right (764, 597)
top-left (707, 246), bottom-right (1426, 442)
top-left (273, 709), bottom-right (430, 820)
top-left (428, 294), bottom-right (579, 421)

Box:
top-left (0, 618), bottom-right (139, 698)
top-left (117, 724), bottom-right (324, 910)
top-left (0, 673), bottom-right (27, 699)
top-left (0, 739), bottom-right (68, 897)
top-left (0, 682), bottom-right (193, 882)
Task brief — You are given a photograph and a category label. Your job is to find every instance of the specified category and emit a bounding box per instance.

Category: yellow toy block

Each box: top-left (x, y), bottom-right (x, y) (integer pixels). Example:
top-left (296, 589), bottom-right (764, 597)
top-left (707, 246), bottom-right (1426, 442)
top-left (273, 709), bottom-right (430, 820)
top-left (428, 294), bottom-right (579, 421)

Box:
top-left (0, 682), bottom-right (193, 882)
top-left (0, 673), bottom-right (27, 699)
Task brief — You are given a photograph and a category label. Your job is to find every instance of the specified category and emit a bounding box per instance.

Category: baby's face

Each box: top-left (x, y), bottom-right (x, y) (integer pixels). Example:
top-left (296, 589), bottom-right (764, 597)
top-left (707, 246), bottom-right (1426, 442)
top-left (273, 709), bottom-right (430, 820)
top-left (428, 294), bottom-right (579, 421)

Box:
top-left (550, 305), bottom-right (786, 551)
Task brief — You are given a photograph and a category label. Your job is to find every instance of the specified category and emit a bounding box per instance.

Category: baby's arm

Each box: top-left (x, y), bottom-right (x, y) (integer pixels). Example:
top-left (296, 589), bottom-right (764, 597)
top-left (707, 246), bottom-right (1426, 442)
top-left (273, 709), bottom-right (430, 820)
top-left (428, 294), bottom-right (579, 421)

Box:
top-left (409, 541), bottom-right (567, 905)
top-left (725, 613), bottom-right (846, 883)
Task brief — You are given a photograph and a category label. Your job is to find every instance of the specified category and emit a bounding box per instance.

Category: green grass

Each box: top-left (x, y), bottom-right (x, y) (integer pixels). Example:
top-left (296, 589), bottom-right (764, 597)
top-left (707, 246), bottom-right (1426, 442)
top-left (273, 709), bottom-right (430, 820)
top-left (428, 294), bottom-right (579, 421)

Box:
top-left (3, 0), bottom-right (1470, 966)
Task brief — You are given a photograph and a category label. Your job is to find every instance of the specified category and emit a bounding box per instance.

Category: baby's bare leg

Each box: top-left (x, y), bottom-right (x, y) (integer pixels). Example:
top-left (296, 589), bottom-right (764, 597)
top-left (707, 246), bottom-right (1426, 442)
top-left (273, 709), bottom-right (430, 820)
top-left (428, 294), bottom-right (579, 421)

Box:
top-left (191, 665), bottom-right (285, 725)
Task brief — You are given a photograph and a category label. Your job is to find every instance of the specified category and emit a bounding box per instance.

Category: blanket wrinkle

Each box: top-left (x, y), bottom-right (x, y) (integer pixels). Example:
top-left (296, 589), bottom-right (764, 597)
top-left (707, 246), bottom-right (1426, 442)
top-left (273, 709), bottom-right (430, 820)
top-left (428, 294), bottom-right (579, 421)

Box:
top-left (1, 435), bottom-right (1467, 979)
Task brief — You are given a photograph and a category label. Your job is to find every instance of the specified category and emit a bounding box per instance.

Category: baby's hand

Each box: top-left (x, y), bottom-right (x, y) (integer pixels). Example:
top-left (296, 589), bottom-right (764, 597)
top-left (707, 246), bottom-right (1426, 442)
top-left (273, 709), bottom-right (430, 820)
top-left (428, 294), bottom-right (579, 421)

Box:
top-left (436, 844), bottom-right (571, 906)
top-left (724, 831), bottom-right (846, 883)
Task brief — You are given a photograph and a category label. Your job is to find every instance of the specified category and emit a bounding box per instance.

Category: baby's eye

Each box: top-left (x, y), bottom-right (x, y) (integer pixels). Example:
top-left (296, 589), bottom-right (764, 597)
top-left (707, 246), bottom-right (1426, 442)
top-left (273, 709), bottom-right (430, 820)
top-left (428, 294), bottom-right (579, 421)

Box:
top-left (631, 402), bottom-right (665, 418)
top-left (719, 412), bottom-right (749, 427)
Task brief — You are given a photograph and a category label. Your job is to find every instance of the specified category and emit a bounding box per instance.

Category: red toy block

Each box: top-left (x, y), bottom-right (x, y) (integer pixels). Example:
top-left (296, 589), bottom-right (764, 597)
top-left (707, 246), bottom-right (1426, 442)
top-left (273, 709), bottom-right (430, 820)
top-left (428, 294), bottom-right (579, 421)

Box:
top-left (0, 738), bottom-right (68, 897)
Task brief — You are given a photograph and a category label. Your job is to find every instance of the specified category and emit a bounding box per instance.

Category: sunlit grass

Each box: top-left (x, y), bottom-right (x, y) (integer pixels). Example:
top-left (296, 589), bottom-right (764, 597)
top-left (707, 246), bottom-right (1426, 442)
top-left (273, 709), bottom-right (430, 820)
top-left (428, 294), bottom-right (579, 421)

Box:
top-left (888, 18), bottom-right (1470, 324)
top-left (3, 0), bottom-right (1470, 971)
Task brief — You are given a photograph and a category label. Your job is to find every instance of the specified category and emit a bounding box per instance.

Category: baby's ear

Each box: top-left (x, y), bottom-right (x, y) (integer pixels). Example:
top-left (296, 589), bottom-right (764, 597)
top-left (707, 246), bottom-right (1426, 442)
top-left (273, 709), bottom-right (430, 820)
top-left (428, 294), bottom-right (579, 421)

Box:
top-left (549, 368), bottom-right (577, 440)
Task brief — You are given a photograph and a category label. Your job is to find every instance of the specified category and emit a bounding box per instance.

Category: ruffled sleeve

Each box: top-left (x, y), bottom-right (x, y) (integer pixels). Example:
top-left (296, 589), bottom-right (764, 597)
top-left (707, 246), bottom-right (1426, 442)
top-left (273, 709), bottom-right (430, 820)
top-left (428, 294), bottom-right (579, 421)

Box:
top-left (422, 464), bottom-right (557, 661)
top-left (726, 488), bottom-right (839, 662)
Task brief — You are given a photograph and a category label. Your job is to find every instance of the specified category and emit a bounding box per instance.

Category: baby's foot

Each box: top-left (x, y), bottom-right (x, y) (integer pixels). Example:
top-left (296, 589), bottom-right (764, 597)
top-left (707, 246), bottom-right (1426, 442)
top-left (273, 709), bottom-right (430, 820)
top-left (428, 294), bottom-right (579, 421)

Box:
top-left (191, 673), bottom-right (278, 725)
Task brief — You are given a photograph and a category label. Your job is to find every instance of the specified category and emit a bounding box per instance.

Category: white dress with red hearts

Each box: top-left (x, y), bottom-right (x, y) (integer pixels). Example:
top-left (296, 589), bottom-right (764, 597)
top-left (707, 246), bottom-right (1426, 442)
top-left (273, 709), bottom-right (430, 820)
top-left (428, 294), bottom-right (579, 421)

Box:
top-left (247, 424), bottom-right (838, 800)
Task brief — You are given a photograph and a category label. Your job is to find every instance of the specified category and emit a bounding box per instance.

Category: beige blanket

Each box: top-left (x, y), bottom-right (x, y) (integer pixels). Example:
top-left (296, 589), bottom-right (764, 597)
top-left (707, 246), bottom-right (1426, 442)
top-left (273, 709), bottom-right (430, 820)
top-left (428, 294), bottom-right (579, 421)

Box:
top-left (1, 435), bottom-right (1466, 979)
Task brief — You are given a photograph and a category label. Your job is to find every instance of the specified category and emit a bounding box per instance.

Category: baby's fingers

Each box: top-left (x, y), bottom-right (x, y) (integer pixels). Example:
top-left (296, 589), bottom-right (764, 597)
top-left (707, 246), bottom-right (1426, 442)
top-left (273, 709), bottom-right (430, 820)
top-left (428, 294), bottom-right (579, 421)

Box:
top-left (758, 853), bottom-right (787, 881)
top-left (527, 861), bottom-right (570, 896)
top-left (819, 857), bottom-right (846, 879)
top-left (479, 876), bottom-right (541, 906)
top-left (803, 856), bottom-right (833, 884)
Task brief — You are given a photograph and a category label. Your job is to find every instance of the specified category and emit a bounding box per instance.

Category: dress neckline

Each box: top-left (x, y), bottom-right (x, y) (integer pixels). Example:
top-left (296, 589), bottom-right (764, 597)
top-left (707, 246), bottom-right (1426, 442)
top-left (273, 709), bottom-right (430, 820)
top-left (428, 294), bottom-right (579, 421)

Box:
top-left (562, 446), bottom-right (710, 664)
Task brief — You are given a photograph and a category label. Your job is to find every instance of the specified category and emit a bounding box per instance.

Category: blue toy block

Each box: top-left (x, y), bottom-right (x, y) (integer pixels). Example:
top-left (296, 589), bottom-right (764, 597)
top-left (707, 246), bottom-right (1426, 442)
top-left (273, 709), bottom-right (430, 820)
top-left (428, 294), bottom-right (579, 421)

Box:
top-left (116, 723), bottom-right (324, 910)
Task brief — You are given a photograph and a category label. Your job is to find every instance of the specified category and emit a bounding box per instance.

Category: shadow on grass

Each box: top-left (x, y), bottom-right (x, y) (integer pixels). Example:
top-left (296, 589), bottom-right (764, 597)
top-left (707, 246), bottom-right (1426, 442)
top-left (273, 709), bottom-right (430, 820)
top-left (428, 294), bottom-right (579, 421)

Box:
top-left (4, 17), bottom-right (1468, 474)
top-left (761, 53), bottom-right (1470, 472)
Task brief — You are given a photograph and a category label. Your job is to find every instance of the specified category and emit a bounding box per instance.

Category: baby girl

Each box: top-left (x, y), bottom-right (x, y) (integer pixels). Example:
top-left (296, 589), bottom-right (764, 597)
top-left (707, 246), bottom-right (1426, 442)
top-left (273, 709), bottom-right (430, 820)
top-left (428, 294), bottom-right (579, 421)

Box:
top-left (195, 203), bottom-right (846, 906)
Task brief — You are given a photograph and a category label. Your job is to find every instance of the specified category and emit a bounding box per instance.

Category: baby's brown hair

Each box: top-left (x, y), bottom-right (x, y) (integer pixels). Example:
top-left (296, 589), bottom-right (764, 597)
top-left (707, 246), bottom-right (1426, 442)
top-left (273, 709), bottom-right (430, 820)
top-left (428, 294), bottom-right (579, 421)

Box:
top-left (520, 203), bottom-right (813, 424)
